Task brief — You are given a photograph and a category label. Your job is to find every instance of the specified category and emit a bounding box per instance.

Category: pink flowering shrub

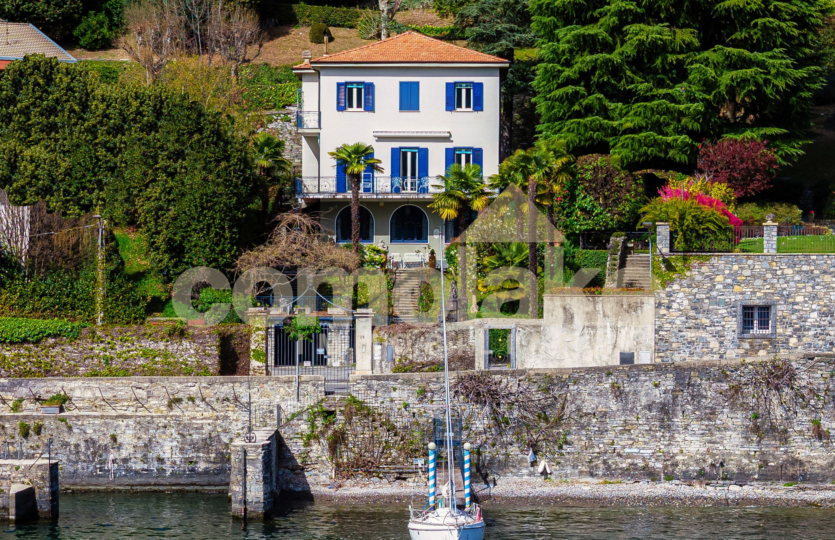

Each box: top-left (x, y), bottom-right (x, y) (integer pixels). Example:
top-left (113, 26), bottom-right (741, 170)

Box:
top-left (659, 186), bottom-right (742, 227)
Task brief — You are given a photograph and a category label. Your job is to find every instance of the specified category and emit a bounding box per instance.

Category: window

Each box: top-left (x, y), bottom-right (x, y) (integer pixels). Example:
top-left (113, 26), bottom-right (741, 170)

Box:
top-left (337, 82), bottom-right (374, 111)
top-left (335, 206), bottom-right (374, 243)
top-left (390, 205), bottom-right (428, 243)
top-left (446, 82), bottom-right (484, 112)
top-left (346, 83), bottom-right (364, 110)
top-left (738, 302), bottom-right (776, 338)
top-left (400, 81), bottom-right (419, 111)
top-left (400, 148), bottom-right (419, 178)
top-left (455, 148), bottom-right (472, 167)
top-left (455, 82), bottom-right (473, 110)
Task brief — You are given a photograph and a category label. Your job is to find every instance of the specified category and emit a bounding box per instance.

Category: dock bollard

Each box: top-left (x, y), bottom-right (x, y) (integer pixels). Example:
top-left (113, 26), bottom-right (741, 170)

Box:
top-left (427, 442), bottom-right (437, 508)
top-left (463, 442), bottom-right (471, 509)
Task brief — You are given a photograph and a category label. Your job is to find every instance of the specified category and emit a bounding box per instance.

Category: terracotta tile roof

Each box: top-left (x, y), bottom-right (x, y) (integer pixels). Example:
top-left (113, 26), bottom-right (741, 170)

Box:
top-left (294, 32), bottom-right (507, 68)
top-left (0, 21), bottom-right (76, 62)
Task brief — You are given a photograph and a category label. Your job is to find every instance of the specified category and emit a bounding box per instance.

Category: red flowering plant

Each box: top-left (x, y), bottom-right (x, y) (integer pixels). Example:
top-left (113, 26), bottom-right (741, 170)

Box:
top-left (658, 186), bottom-right (743, 227)
top-left (696, 139), bottom-right (779, 198)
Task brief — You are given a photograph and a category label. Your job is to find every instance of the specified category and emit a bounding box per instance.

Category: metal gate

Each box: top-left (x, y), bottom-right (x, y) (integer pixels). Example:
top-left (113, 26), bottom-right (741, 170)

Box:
top-left (272, 317), bottom-right (355, 395)
top-left (484, 327), bottom-right (516, 369)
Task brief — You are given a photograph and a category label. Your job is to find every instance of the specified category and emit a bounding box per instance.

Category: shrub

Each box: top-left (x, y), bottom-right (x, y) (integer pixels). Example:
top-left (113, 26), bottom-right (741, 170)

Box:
top-left (557, 154), bottom-right (643, 233)
top-left (0, 318), bottom-right (86, 344)
top-left (638, 197), bottom-right (732, 252)
top-left (309, 23), bottom-right (333, 44)
top-left (41, 394), bottom-right (69, 407)
top-left (263, 2), bottom-right (369, 28)
top-left (736, 202), bottom-right (802, 225)
top-left (18, 422), bottom-right (30, 439)
top-left (73, 11), bottom-right (116, 49)
top-left (0, 0), bottom-right (83, 39)
top-left (697, 139), bottom-right (780, 198)
top-left (357, 11), bottom-right (381, 40)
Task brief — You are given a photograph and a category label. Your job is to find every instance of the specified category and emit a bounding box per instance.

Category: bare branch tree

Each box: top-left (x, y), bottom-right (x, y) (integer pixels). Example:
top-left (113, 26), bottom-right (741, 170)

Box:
top-left (120, 0), bottom-right (185, 85)
top-left (0, 189), bottom-right (30, 266)
top-left (181, 0), bottom-right (213, 58)
top-left (210, 3), bottom-right (263, 81)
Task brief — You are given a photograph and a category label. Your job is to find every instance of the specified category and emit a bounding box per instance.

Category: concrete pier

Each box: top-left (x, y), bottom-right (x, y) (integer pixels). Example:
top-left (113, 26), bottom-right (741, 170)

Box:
top-left (0, 459), bottom-right (59, 522)
top-left (230, 429), bottom-right (277, 520)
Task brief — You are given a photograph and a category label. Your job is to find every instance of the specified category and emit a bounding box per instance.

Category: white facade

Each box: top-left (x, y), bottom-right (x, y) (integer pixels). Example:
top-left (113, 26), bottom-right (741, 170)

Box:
top-left (293, 36), bottom-right (507, 258)
top-left (297, 66), bottom-right (503, 180)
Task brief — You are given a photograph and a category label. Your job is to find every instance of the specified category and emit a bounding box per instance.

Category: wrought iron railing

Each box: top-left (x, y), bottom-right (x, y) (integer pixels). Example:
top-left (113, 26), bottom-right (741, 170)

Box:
top-left (776, 225), bottom-right (835, 253)
top-left (296, 111), bottom-right (321, 129)
top-left (295, 176), bottom-right (439, 196)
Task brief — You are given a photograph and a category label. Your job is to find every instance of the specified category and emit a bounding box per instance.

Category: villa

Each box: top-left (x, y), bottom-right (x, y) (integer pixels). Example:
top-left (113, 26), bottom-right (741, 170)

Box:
top-left (292, 32), bottom-right (508, 264)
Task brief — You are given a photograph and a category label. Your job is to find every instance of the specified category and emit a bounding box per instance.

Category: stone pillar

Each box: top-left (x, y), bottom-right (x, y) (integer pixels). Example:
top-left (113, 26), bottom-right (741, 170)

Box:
top-left (9, 485), bottom-right (37, 523)
top-left (247, 309), bottom-right (269, 376)
top-left (354, 308), bottom-right (374, 374)
top-left (1, 459), bottom-right (58, 520)
top-left (230, 429), bottom-right (277, 520)
top-left (764, 220), bottom-right (777, 254)
top-left (656, 222), bottom-right (670, 254)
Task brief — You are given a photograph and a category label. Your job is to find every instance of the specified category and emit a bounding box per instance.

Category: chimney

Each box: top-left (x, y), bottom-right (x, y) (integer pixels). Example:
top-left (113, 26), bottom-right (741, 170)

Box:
top-left (302, 50), bottom-right (311, 63)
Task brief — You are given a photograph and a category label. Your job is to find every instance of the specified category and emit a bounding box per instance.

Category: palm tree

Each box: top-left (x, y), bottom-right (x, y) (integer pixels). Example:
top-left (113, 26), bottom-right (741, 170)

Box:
top-left (252, 132), bottom-right (292, 222)
top-left (489, 140), bottom-right (572, 318)
top-left (429, 163), bottom-right (490, 318)
top-left (328, 143), bottom-right (383, 254)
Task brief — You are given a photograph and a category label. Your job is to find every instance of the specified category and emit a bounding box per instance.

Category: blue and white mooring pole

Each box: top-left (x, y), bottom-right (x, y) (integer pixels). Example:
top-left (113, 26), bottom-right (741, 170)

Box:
top-left (427, 442), bottom-right (437, 508)
top-left (463, 442), bottom-right (472, 508)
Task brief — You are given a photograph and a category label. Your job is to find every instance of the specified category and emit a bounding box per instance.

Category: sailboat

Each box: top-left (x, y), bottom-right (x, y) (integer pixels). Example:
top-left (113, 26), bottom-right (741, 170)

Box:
top-left (408, 228), bottom-right (485, 540)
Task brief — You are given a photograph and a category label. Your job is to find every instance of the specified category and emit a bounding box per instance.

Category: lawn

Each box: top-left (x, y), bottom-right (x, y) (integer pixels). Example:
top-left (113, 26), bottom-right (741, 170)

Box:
top-left (732, 235), bottom-right (835, 254)
top-left (113, 229), bottom-right (169, 315)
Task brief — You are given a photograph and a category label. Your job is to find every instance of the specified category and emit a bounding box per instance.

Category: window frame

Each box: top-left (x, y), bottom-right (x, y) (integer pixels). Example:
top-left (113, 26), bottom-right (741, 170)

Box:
top-left (335, 205), bottom-right (375, 243)
top-left (454, 147), bottom-right (473, 167)
top-left (454, 82), bottom-right (473, 111)
top-left (346, 82), bottom-right (365, 111)
top-left (737, 300), bottom-right (777, 339)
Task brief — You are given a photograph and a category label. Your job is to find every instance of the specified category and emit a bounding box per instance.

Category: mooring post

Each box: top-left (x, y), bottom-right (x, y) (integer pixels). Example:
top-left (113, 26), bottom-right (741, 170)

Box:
top-left (427, 442), bottom-right (437, 508)
top-left (463, 443), bottom-right (471, 509)
top-left (230, 429), bottom-right (278, 520)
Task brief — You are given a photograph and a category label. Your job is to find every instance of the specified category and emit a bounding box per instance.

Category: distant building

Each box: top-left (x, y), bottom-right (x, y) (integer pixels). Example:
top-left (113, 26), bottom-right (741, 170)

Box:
top-left (292, 32), bottom-right (508, 263)
top-left (0, 21), bottom-right (76, 70)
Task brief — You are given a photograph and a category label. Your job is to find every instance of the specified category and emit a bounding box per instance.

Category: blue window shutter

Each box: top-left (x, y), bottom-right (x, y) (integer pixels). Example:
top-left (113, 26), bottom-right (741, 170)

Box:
top-left (418, 148), bottom-right (429, 178)
top-left (399, 82), bottom-right (408, 110)
top-left (411, 82), bottom-right (420, 110)
top-left (445, 148), bottom-right (454, 173)
top-left (337, 82), bottom-right (346, 111)
top-left (364, 82), bottom-right (375, 111)
top-left (390, 147), bottom-right (400, 177)
top-left (445, 83), bottom-right (454, 111)
top-left (363, 151), bottom-right (375, 193)
top-left (473, 148), bottom-right (483, 175)
top-left (336, 160), bottom-right (347, 192)
top-left (473, 83), bottom-right (484, 111)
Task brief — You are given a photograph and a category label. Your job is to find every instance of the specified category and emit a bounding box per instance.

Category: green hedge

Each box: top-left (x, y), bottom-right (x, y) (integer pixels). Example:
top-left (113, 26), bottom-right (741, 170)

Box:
top-left (566, 249), bottom-right (609, 288)
top-left (264, 2), bottom-right (371, 28)
top-left (240, 82), bottom-right (299, 111)
top-left (0, 317), bottom-right (86, 344)
top-left (408, 25), bottom-right (465, 39)
top-left (81, 60), bottom-right (143, 84)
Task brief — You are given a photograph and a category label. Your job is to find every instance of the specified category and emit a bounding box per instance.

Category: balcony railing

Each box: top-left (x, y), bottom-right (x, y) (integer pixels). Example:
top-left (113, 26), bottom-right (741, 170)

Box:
top-left (296, 176), bottom-right (441, 196)
top-left (296, 111), bottom-right (321, 130)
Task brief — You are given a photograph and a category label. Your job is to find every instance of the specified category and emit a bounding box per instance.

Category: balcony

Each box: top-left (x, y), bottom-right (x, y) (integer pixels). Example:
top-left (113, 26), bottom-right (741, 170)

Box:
top-left (295, 176), bottom-right (442, 198)
top-left (296, 111), bottom-right (321, 132)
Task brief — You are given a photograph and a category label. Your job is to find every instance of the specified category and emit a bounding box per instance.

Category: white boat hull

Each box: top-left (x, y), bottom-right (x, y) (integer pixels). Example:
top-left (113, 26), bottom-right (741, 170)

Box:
top-left (407, 520), bottom-right (485, 540)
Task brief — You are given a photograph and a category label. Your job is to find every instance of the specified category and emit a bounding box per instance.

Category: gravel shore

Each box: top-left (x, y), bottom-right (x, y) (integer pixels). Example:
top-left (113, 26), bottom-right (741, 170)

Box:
top-left (306, 477), bottom-right (835, 508)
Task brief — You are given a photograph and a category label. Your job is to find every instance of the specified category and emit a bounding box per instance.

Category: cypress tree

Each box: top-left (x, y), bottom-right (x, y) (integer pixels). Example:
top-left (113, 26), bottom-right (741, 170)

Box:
top-left (531, 0), bottom-right (832, 169)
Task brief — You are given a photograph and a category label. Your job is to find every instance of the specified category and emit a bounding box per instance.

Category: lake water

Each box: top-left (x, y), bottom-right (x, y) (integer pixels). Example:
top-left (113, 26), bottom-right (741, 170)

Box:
top-left (7, 492), bottom-right (835, 539)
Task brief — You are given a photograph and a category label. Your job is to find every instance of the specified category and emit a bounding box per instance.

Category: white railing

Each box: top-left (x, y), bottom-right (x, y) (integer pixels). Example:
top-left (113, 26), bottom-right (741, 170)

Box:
top-left (296, 176), bottom-right (443, 196)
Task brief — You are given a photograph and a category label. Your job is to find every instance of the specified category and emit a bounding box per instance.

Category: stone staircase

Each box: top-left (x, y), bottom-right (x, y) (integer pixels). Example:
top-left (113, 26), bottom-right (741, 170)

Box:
top-left (620, 253), bottom-right (651, 289)
top-left (391, 270), bottom-right (422, 324)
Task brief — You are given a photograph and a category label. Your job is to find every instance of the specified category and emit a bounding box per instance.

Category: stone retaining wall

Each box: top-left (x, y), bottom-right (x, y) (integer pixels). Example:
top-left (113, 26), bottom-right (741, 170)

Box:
top-left (655, 254), bottom-right (835, 362)
top-left (0, 356), bottom-right (834, 491)
top-left (0, 325), bottom-right (250, 377)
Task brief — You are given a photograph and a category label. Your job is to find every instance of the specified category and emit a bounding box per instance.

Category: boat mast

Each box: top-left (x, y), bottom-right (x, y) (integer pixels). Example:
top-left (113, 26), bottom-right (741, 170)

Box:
top-left (437, 228), bottom-right (455, 509)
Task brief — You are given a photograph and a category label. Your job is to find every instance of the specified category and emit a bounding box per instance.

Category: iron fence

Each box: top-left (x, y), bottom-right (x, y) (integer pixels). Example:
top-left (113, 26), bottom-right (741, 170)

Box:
top-left (776, 225), bottom-right (835, 253)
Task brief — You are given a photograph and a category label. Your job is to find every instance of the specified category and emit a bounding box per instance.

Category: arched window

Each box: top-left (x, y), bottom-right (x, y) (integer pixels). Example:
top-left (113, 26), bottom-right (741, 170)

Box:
top-left (390, 205), bottom-right (428, 243)
top-left (335, 206), bottom-right (374, 243)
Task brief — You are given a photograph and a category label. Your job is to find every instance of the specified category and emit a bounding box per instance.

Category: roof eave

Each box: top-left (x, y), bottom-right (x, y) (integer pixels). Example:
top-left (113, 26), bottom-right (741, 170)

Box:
top-left (309, 61), bottom-right (510, 68)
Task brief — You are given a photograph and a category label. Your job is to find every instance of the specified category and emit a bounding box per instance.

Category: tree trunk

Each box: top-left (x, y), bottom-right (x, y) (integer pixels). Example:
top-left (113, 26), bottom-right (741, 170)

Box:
top-left (458, 211), bottom-right (468, 319)
top-left (527, 176), bottom-right (538, 319)
top-left (546, 190), bottom-right (555, 284)
top-left (351, 174), bottom-right (360, 254)
top-left (380, 0), bottom-right (389, 39)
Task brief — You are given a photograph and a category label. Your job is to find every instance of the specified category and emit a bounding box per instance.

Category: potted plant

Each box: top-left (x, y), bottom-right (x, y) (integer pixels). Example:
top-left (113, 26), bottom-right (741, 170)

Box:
top-left (40, 394), bottom-right (69, 414)
top-left (428, 248), bottom-right (437, 269)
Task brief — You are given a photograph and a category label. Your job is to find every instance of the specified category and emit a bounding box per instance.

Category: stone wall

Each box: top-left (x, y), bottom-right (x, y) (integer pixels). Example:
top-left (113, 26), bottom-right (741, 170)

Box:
top-left (0, 357), bottom-right (834, 490)
top-left (265, 108), bottom-right (302, 172)
top-left (655, 254), bottom-right (835, 362)
top-left (0, 325), bottom-right (250, 377)
top-left (347, 356), bottom-right (835, 484)
top-left (373, 323), bottom-right (476, 373)
top-left (0, 376), bottom-right (322, 488)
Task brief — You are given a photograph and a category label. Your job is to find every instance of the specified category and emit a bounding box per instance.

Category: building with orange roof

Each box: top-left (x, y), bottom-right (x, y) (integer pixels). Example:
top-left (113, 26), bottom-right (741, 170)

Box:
top-left (292, 32), bottom-right (508, 265)
top-left (0, 20), bottom-right (76, 70)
